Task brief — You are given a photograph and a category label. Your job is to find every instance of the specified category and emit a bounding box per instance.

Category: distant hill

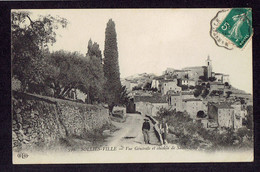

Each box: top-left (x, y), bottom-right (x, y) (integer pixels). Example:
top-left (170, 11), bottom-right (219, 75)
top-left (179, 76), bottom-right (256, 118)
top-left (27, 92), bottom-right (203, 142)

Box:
top-left (121, 73), bottom-right (157, 87)
top-left (229, 86), bottom-right (247, 94)
top-left (124, 73), bottom-right (156, 80)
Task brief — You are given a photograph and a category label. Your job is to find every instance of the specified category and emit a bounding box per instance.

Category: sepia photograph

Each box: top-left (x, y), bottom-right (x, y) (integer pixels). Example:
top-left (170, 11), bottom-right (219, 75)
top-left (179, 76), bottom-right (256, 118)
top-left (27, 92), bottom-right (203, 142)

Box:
top-left (11, 8), bottom-right (253, 164)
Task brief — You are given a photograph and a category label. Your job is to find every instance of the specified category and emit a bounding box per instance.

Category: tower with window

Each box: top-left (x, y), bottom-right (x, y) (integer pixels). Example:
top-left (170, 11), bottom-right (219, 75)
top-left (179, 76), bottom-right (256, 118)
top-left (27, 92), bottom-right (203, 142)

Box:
top-left (206, 55), bottom-right (212, 78)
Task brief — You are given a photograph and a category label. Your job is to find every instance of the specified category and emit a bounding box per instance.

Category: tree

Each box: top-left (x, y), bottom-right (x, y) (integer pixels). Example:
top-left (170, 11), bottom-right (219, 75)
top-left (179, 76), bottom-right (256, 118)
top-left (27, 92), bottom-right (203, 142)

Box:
top-left (224, 82), bottom-right (229, 86)
top-left (143, 82), bottom-right (152, 91)
top-left (11, 11), bottom-right (67, 92)
top-left (87, 39), bottom-right (102, 63)
top-left (132, 86), bottom-right (142, 91)
top-left (119, 85), bottom-right (129, 105)
top-left (181, 85), bottom-right (189, 91)
top-left (199, 76), bottom-right (208, 82)
top-left (226, 91), bottom-right (232, 98)
top-left (103, 19), bottom-right (122, 112)
top-left (206, 83), bottom-right (210, 88)
top-left (85, 39), bottom-right (105, 103)
top-left (208, 77), bottom-right (217, 82)
top-left (246, 106), bottom-right (253, 130)
top-left (44, 50), bottom-right (90, 98)
top-left (151, 87), bottom-right (158, 92)
top-left (194, 85), bottom-right (203, 97)
top-left (44, 49), bottom-right (105, 103)
top-left (189, 85), bottom-right (195, 90)
top-left (201, 88), bottom-right (209, 98)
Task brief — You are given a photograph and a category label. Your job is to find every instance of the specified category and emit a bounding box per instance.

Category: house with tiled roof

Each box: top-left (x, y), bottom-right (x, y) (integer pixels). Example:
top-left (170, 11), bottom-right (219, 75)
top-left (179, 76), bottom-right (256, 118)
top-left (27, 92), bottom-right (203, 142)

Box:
top-left (134, 93), bottom-right (168, 116)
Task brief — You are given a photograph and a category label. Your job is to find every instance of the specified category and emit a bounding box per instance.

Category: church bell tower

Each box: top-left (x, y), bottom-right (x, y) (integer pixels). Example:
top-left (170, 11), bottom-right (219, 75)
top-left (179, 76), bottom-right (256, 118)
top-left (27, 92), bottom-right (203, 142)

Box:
top-left (206, 55), bottom-right (212, 78)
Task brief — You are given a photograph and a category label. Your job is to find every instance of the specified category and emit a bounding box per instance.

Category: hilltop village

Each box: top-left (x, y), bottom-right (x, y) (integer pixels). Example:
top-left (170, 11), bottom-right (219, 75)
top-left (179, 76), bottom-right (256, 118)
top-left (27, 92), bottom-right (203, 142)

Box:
top-left (121, 56), bottom-right (252, 130)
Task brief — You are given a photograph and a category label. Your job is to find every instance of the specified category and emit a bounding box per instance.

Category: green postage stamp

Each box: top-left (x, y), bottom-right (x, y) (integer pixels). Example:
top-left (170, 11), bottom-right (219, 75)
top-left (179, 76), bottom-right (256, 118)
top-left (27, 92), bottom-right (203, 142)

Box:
top-left (210, 8), bottom-right (253, 50)
top-left (217, 8), bottom-right (252, 48)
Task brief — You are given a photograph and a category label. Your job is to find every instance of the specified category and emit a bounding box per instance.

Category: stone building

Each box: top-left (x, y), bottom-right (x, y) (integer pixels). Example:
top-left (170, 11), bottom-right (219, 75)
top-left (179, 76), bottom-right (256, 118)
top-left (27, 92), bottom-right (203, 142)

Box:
top-left (209, 82), bottom-right (225, 91)
top-left (163, 68), bottom-right (175, 75)
top-left (134, 94), bottom-right (168, 116)
top-left (223, 74), bottom-right (230, 83)
top-left (217, 104), bottom-right (234, 128)
top-left (174, 70), bottom-right (189, 79)
top-left (151, 79), bottom-right (160, 90)
top-left (161, 80), bottom-right (181, 95)
top-left (168, 93), bottom-right (183, 112)
top-left (214, 73), bottom-right (230, 84)
top-left (168, 91), bottom-right (207, 118)
top-left (183, 66), bottom-right (207, 82)
top-left (181, 79), bottom-right (196, 86)
top-left (231, 102), bottom-right (247, 129)
top-left (208, 102), bottom-right (244, 129)
top-left (123, 79), bottom-right (139, 91)
top-left (182, 99), bottom-right (208, 119)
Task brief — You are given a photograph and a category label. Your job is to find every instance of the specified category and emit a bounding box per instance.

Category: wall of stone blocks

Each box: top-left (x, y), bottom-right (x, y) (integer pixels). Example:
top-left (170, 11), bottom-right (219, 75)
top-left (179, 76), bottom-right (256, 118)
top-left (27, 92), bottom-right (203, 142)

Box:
top-left (12, 91), bottom-right (110, 151)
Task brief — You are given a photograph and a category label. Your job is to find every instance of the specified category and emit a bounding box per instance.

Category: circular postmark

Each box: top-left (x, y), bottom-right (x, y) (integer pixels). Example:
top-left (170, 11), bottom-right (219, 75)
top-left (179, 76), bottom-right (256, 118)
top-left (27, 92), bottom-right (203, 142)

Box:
top-left (210, 9), bottom-right (235, 50)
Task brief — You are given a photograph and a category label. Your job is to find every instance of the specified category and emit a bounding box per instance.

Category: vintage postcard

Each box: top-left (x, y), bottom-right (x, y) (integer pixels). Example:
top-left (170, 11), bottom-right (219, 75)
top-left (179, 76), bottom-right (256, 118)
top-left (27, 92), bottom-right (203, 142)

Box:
top-left (11, 9), bottom-right (253, 164)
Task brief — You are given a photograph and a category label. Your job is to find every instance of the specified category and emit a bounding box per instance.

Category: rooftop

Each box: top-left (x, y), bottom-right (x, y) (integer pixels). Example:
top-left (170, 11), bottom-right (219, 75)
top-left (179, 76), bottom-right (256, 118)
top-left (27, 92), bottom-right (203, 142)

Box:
top-left (153, 76), bottom-right (165, 80)
top-left (211, 102), bottom-right (233, 109)
top-left (169, 91), bottom-right (194, 96)
top-left (183, 66), bottom-right (206, 70)
top-left (174, 70), bottom-right (188, 72)
top-left (162, 80), bottom-right (177, 83)
top-left (182, 78), bottom-right (195, 81)
top-left (183, 98), bottom-right (202, 102)
top-left (210, 82), bottom-right (224, 85)
top-left (134, 93), bottom-right (168, 103)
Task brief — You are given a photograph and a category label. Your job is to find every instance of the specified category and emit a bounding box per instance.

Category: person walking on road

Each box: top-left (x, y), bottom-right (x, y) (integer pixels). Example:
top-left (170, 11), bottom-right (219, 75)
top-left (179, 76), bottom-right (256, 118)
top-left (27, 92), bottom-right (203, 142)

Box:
top-left (142, 118), bottom-right (150, 144)
top-left (160, 118), bottom-right (168, 145)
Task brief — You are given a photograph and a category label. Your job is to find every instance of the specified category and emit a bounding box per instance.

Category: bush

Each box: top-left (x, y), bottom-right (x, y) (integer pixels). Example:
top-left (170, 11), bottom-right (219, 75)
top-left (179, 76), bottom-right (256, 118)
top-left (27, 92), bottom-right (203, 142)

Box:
top-left (156, 108), bottom-right (253, 150)
top-left (209, 77), bottom-right (217, 82)
top-left (194, 85), bottom-right (204, 97)
top-left (199, 76), bottom-right (208, 82)
top-left (189, 85), bottom-right (195, 90)
top-left (132, 86), bottom-right (142, 91)
top-left (181, 85), bottom-right (189, 91)
top-left (201, 88), bottom-right (209, 98)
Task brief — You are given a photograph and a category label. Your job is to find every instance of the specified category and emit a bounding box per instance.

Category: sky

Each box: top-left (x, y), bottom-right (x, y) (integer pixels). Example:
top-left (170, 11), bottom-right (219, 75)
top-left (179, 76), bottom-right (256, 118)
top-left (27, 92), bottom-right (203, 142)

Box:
top-left (15, 9), bottom-right (252, 93)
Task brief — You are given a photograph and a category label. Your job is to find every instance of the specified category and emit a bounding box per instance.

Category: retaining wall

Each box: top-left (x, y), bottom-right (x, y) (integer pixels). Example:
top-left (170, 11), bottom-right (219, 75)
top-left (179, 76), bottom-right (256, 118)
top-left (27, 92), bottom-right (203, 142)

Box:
top-left (12, 91), bottom-right (110, 151)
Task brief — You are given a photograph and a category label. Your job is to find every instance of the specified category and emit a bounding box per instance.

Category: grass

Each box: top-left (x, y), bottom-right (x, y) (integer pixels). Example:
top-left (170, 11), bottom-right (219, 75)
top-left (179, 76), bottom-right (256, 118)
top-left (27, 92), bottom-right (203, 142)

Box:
top-left (57, 122), bottom-right (119, 151)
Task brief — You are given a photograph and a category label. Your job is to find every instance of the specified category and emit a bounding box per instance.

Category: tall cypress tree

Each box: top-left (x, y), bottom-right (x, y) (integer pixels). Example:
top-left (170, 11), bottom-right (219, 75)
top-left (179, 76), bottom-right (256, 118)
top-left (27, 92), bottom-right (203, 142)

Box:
top-left (103, 19), bottom-right (121, 109)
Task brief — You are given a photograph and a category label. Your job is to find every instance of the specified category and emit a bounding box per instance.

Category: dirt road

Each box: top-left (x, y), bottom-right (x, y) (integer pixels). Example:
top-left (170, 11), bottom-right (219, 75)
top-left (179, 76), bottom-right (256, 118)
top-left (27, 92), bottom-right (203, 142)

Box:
top-left (104, 113), bottom-right (161, 147)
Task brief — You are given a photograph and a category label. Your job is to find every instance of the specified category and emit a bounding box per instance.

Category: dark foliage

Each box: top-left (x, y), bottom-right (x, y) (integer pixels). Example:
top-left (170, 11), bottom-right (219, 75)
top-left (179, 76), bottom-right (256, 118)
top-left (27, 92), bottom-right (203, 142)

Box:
top-left (11, 11), bottom-right (67, 92)
top-left (103, 19), bottom-right (122, 107)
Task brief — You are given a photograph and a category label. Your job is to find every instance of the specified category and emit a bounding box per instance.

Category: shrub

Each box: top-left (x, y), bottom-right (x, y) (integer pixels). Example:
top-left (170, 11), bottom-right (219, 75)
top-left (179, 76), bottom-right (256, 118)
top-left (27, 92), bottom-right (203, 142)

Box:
top-left (209, 77), bottom-right (217, 82)
top-left (156, 108), bottom-right (253, 150)
top-left (189, 85), bottom-right (195, 90)
top-left (201, 88), bottom-right (209, 98)
top-left (181, 85), bottom-right (189, 91)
